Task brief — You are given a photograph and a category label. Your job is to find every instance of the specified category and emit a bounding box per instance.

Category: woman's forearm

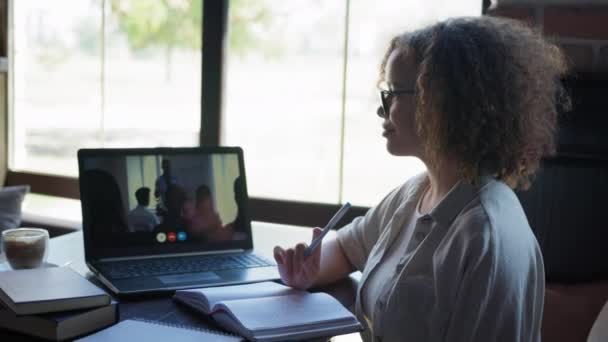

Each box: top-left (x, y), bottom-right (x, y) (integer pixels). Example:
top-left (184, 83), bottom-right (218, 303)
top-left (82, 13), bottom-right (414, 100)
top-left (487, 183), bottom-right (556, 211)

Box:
top-left (313, 235), bottom-right (355, 287)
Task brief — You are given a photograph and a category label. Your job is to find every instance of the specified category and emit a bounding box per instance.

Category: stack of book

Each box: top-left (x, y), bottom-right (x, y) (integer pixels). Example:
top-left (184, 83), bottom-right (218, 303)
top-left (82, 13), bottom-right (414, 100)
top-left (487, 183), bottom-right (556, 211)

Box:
top-left (0, 266), bottom-right (117, 340)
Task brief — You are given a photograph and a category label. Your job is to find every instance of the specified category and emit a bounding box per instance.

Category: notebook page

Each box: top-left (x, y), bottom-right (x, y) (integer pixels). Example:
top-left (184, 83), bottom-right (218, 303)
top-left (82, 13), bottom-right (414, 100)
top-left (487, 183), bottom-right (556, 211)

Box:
top-left (217, 292), bottom-right (356, 331)
top-left (177, 281), bottom-right (296, 310)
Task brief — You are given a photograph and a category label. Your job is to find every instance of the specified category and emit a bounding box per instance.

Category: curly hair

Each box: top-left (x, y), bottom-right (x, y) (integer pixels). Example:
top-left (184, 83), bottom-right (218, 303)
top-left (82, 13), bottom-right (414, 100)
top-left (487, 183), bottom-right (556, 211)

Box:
top-left (379, 16), bottom-right (570, 189)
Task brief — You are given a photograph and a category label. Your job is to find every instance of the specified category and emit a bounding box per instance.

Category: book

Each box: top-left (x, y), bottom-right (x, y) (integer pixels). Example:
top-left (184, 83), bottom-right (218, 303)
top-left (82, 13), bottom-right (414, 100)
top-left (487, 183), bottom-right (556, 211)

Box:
top-left (173, 281), bottom-right (363, 342)
top-left (0, 267), bottom-right (111, 315)
top-left (75, 318), bottom-right (243, 342)
top-left (0, 300), bottom-right (118, 341)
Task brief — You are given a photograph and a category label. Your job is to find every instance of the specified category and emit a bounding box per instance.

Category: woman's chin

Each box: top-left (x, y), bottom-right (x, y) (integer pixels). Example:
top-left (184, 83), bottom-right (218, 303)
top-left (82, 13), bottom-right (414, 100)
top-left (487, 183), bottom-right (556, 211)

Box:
top-left (386, 147), bottom-right (407, 157)
top-left (386, 141), bottom-right (416, 157)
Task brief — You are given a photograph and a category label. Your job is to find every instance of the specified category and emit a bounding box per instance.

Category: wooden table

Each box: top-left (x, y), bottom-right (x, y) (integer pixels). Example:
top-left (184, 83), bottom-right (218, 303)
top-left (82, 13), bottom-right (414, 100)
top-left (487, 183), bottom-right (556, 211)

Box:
top-left (0, 222), bottom-right (360, 341)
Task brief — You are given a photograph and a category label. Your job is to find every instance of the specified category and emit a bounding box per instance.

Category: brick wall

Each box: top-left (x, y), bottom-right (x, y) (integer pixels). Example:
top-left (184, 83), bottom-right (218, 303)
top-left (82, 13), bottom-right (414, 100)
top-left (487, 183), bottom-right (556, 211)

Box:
top-left (487, 0), bottom-right (608, 75)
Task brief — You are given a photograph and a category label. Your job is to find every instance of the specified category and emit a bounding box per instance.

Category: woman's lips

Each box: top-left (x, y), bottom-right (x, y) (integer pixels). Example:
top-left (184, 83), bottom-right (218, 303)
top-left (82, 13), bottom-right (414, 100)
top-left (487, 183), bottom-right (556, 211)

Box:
top-left (382, 129), bottom-right (394, 137)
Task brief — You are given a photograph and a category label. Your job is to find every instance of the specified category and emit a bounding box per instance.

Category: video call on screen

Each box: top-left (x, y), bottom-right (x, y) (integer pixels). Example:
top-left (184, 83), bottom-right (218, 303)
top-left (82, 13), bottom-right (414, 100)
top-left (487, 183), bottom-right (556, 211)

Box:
top-left (81, 153), bottom-right (248, 245)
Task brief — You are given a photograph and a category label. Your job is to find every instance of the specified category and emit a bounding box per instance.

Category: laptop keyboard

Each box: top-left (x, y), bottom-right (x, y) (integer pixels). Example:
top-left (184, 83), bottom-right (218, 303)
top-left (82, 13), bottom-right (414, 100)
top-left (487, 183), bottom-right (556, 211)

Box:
top-left (97, 254), bottom-right (276, 280)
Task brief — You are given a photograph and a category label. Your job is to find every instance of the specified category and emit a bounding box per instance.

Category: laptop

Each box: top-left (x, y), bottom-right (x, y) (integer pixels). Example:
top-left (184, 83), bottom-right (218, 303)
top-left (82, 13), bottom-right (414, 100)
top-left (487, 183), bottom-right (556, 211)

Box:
top-left (78, 147), bottom-right (279, 295)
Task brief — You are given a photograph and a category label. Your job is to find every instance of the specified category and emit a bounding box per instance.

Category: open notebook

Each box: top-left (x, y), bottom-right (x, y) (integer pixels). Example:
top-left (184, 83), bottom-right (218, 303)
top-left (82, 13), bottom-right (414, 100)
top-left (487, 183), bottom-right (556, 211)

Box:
top-left (173, 281), bottom-right (363, 342)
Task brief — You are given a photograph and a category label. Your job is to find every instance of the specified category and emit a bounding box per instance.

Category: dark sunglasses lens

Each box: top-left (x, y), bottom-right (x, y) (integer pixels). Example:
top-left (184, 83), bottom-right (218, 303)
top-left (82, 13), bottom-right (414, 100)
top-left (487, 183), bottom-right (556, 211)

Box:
top-left (379, 91), bottom-right (389, 118)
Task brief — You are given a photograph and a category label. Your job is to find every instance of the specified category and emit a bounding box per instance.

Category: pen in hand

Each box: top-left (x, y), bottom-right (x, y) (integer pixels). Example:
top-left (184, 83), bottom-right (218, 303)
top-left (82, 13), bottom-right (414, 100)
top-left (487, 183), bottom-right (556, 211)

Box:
top-left (303, 202), bottom-right (351, 258)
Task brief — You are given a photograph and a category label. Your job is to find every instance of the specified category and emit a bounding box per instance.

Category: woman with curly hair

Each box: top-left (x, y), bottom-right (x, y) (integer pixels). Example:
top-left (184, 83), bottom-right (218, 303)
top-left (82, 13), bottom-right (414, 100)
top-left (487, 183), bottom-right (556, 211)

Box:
top-left (273, 16), bottom-right (569, 342)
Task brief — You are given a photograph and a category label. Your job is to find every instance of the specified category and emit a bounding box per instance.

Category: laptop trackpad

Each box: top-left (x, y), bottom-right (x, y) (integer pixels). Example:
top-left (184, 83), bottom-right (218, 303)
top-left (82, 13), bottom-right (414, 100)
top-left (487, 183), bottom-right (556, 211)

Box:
top-left (157, 272), bottom-right (221, 285)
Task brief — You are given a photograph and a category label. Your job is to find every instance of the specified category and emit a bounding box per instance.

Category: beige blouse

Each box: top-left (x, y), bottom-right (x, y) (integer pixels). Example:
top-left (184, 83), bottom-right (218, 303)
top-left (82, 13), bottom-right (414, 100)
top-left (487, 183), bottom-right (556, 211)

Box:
top-left (361, 201), bottom-right (422, 324)
top-left (337, 173), bottom-right (545, 342)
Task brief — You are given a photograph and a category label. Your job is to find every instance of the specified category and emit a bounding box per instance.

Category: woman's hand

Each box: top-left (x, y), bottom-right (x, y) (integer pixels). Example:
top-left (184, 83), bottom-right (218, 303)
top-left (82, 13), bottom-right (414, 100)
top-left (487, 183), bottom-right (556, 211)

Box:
top-left (273, 228), bottom-right (322, 290)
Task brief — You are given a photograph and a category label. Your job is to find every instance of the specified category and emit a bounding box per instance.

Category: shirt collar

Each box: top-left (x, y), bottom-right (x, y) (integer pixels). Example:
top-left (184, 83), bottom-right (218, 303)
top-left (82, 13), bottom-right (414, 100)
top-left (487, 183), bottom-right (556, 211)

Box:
top-left (406, 173), bottom-right (430, 201)
top-left (427, 175), bottom-right (494, 228)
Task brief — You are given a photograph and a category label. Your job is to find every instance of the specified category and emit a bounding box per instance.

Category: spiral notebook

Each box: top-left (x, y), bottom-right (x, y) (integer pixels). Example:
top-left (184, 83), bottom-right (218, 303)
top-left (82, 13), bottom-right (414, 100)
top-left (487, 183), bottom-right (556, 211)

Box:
top-left (75, 318), bottom-right (243, 341)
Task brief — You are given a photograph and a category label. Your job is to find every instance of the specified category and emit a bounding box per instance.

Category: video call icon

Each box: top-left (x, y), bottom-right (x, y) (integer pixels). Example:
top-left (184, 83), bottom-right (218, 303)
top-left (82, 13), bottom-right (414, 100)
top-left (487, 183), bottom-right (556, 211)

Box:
top-left (156, 232), bottom-right (166, 243)
top-left (167, 232), bottom-right (177, 243)
top-left (177, 231), bottom-right (187, 242)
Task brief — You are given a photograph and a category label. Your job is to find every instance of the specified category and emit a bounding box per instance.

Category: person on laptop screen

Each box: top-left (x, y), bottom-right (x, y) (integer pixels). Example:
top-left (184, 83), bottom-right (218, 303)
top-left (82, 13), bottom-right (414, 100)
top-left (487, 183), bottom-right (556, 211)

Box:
top-left (127, 187), bottom-right (160, 232)
top-left (154, 184), bottom-right (189, 233)
top-left (82, 169), bottom-right (129, 235)
top-left (273, 17), bottom-right (570, 342)
top-left (155, 158), bottom-right (179, 218)
top-left (185, 184), bottom-right (235, 241)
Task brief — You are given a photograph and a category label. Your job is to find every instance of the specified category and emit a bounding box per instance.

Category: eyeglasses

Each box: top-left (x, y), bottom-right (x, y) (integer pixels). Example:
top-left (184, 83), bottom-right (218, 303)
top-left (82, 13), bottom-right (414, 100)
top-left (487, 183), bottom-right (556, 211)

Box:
top-left (377, 89), bottom-right (416, 118)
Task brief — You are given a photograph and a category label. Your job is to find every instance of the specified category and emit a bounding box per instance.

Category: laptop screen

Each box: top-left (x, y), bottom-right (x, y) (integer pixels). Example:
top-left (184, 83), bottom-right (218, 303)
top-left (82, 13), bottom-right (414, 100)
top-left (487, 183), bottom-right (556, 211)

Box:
top-left (78, 147), bottom-right (253, 259)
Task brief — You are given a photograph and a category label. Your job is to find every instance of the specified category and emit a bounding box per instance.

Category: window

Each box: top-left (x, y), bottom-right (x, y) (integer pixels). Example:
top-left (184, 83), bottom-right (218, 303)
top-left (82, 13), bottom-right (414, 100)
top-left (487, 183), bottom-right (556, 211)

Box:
top-left (10, 0), bottom-right (202, 177)
top-left (222, 0), bottom-right (480, 207)
top-left (223, 1), bottom-right (345, 204)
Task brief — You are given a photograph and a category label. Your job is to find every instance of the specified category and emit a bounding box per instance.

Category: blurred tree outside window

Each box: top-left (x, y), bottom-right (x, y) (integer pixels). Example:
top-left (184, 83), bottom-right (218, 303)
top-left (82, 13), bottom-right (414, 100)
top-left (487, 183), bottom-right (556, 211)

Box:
top-left (110, 0), bottom-right (202, 81)
top-left (10, 0), bottom-right (271, 178)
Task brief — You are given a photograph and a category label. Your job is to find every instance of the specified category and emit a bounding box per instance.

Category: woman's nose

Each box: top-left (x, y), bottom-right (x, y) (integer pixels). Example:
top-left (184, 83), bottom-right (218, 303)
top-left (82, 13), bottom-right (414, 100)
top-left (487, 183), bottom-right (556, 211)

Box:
top-left (377, 106), bottom-right (386, 118)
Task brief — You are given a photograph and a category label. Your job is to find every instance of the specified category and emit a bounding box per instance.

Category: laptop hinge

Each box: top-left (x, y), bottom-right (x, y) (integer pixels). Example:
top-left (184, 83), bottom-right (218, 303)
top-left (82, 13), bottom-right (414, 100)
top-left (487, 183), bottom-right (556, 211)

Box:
top-left (97, 249), bottom-right (247, 262)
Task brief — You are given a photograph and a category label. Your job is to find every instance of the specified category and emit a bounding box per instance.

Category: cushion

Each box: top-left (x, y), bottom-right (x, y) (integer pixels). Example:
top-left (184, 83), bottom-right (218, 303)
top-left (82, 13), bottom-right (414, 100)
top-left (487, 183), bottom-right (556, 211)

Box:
top-left (588, 299), bottom-right (608, 342)
top-left (543, 281), bottom-right (608, 342)
top-left (0, 184), bottom-right (29, 234)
